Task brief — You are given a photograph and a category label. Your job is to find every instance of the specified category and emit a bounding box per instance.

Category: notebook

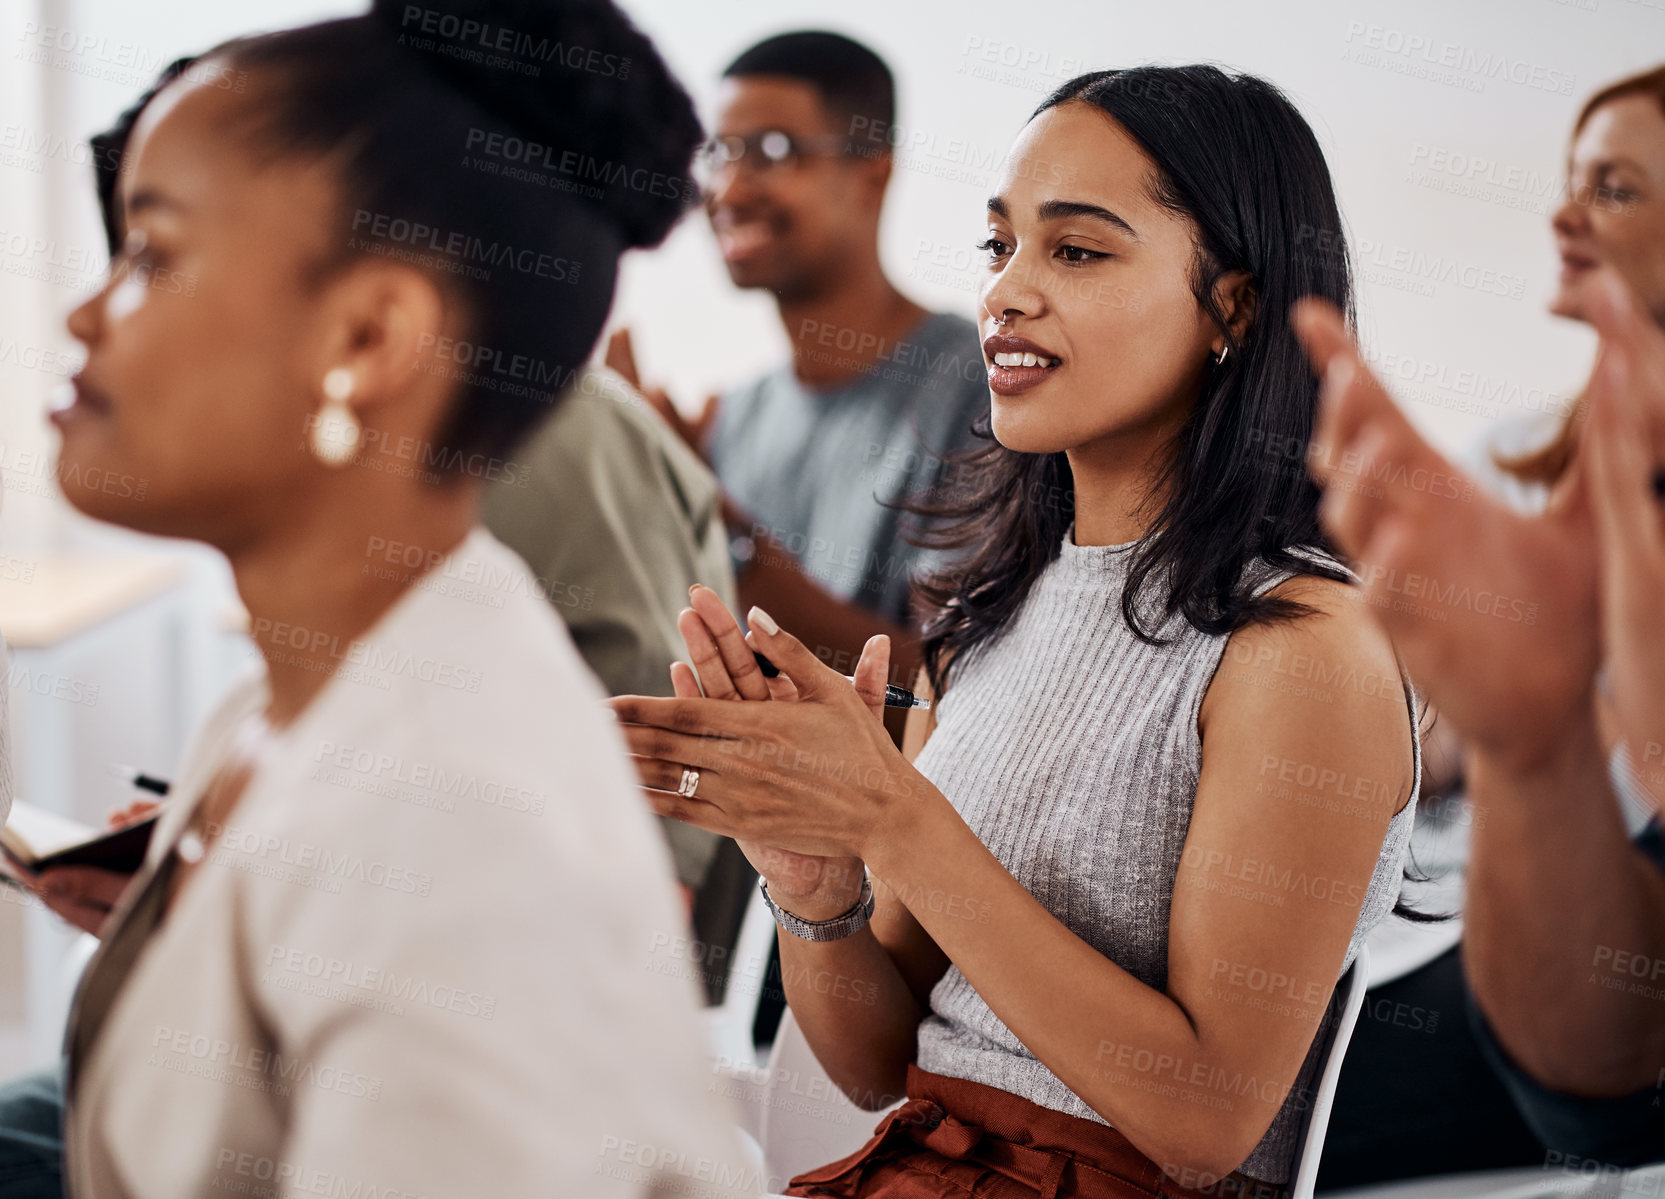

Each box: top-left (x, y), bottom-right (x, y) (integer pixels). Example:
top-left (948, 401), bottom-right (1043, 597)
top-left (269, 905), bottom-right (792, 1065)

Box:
top-left (0, 800), bottom-right (157, 874)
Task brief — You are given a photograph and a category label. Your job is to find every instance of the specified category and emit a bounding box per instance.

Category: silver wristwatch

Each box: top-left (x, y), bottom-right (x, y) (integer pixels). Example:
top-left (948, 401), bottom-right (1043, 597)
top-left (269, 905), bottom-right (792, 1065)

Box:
top-left (759, 872), bottom-right (875, 942)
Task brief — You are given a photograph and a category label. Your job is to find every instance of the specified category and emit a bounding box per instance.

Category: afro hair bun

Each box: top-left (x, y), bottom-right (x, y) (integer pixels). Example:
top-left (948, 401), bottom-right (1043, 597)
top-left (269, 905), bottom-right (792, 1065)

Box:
top-left (370, 0), bottom-right (703, 249)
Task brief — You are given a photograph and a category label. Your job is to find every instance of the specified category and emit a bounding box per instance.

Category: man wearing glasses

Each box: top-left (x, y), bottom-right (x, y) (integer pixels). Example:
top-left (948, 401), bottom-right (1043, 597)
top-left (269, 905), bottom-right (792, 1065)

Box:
top-left (611, 31), bottom-right (989, 704)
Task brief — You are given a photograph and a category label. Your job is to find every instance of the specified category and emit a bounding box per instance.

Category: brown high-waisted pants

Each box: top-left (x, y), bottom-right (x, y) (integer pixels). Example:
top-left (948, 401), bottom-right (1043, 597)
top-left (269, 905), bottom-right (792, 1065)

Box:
top-left (782, 1066), bottom-right (1288, 1199)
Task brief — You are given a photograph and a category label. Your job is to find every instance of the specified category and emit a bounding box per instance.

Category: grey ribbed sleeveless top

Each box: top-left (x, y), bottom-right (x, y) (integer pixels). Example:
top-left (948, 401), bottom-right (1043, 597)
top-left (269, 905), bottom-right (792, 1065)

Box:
top-left (912, 528), bottom-right (1419, 1184)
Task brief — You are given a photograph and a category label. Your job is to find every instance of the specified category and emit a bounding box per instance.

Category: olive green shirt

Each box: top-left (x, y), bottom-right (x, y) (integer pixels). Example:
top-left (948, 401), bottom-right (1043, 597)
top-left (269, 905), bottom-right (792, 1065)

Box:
top-left (481, 366), bottom-right (735, 887)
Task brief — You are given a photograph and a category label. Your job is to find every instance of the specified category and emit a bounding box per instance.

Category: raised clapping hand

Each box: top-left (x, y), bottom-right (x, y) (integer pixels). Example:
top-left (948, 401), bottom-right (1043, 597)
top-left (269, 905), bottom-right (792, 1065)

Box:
top-left (603, 328), bottom-right (720, 461)
top-left (610, 586), bottom-right (924, 920)
top-left (1580, 272), bottom-right (1665, 804)
top-left (1290, 265), bottom-right (1663, 795)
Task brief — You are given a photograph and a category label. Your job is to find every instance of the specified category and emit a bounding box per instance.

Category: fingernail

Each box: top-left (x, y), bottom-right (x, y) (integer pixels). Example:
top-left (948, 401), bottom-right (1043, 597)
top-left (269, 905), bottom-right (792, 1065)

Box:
top-left (747, 606), bottom-right (779, 635)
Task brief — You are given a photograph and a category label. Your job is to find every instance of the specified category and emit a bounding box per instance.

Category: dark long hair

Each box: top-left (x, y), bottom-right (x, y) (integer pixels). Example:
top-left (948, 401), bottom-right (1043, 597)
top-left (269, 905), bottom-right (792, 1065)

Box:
top-left (911, 65), bottom-right (1354, 699)
top-left (911, 66), bottom-right (1449, 924)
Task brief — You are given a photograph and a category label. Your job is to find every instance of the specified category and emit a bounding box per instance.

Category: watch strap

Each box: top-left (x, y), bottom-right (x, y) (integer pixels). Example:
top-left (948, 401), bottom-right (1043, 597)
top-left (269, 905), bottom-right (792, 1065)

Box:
top-left (759, 872), bottom-right (875, 942)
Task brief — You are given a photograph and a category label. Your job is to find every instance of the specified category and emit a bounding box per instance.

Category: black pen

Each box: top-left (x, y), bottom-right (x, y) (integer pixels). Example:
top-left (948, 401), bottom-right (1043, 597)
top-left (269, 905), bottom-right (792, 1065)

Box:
top-left (109, 764), bottom-right (171, 796)
top-left (752, 651), bottom-right (930, 710)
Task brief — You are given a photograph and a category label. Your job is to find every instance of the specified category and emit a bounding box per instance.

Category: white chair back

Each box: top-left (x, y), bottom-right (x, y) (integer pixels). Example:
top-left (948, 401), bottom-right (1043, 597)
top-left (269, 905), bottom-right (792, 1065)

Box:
top-left (1291, 943), bottom-right (1372, 1199)
top-left (706, 880), bottom-right (779, 1072)
top-left (756, 1008), bottom-right (900, 1186)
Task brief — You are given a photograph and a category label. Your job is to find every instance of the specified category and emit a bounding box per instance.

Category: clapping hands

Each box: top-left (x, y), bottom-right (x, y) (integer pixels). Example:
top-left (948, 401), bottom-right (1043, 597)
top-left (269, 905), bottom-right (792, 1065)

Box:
top-left (613, 586), bottom-right (901, 916)
top-left (1291, 266), bottom-right (1663, 799)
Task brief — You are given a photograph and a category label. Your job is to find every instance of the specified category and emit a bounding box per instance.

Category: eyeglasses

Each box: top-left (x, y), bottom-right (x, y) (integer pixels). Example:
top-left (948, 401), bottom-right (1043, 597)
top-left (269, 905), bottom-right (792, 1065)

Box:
top-left (695, 129), bottom-right (856, 182)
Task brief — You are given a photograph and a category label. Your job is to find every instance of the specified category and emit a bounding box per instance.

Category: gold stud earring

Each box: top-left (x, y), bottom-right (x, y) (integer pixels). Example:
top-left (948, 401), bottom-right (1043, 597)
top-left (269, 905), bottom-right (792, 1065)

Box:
top-left (311, 367), bottom-right (361, 467)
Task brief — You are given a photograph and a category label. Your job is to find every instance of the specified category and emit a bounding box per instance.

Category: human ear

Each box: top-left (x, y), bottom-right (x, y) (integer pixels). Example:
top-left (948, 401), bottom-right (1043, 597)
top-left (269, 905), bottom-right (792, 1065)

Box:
top-left (305, 262), bottom-right (447, 424)
top-left (1212, 269), bottom-right (1259, 353)
top-left (852, 145), bottom-right (893, 208)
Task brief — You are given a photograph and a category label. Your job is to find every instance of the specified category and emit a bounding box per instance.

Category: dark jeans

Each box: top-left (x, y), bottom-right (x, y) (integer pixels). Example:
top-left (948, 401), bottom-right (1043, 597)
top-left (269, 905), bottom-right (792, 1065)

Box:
top-left (1316, 947), bottom-right (1544, 1188)
top-left (0, 1065), bottom-right (64, 1199)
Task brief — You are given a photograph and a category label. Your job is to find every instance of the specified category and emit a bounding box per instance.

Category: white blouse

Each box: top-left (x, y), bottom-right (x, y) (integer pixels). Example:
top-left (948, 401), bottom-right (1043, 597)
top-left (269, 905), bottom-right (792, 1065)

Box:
top-left (65, 527), bottom-right (755, 1198)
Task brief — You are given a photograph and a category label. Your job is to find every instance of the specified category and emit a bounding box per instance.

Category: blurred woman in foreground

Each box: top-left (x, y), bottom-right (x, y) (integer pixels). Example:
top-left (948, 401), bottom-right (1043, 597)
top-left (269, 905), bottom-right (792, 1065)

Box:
top-left (45, 1), bottom-right (752, 1195)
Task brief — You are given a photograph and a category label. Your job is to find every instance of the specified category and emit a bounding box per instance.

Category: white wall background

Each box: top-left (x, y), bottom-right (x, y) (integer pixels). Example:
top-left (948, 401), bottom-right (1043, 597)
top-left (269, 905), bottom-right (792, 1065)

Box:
top-left (3, 0), bottom-right (1659, 539)
top-left (617, 0), bottom-right (1658, 460)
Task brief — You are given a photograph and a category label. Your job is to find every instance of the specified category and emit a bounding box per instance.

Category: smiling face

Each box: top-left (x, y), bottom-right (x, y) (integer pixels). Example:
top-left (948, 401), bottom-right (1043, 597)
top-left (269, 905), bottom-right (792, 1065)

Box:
top-left (978, 101), bottom-right (1233, 460)
top-left (703, 75), bottom-right (888, 301)
top-left (1551, 93), bottom-right (1665, 325)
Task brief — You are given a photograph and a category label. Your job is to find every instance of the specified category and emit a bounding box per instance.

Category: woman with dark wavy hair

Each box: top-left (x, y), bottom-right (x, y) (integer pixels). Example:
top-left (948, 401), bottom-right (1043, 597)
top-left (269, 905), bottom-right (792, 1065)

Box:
top-left (614, 65), bottom-right (1422, 1197)
top-left (37, 2), bottom-right (754, 1196)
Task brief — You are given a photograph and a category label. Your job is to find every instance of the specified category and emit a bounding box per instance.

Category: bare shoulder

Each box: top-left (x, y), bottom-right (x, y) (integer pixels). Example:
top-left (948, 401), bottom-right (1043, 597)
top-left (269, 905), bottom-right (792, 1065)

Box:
top-left (1202, 571), bottom-right (1414, 811)
top-left (1225, 572), bottom-right (1400, 688)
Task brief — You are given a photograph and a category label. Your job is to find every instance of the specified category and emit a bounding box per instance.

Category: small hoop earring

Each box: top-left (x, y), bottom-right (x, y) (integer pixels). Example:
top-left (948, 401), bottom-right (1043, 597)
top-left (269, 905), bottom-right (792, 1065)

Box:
top-left (311, 368), bottom-right (361, 467)
top-left (1214, 345), bottom-right (1230, 366)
